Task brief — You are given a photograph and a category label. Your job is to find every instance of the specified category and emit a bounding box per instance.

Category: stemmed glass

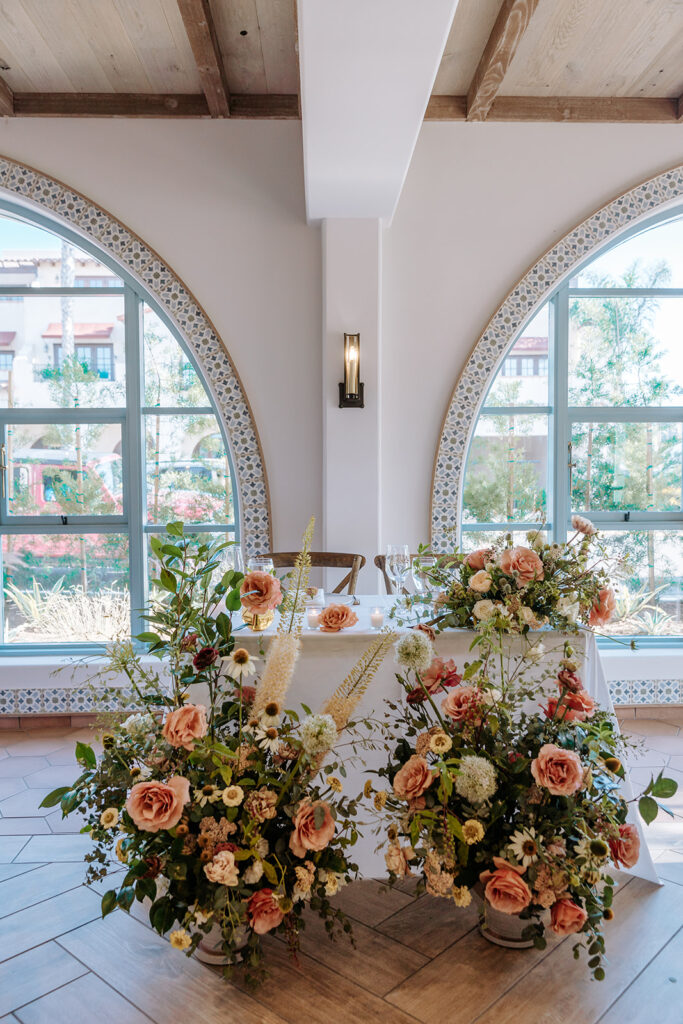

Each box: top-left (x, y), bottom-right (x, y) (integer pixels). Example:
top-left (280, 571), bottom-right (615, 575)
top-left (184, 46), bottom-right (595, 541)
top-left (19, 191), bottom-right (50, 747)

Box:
top-left (411, 555), bottom-right (437, 597)
top-left (386, 544), bottom-right (410, 595)
top-left (247, 556), bottom-right (274, 575)
top-left (220, 543), bottom-right (244, 575)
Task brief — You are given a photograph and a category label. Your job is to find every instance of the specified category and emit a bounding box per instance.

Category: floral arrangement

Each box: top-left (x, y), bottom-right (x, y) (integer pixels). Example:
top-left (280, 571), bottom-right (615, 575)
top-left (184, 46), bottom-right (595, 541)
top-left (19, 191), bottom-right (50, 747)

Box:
top-left (43, 519), bottom-right (395, 982)
top-left (372, 625), bottom-right (677, 978)
top-left (412, 518), bottom-right (617, 636)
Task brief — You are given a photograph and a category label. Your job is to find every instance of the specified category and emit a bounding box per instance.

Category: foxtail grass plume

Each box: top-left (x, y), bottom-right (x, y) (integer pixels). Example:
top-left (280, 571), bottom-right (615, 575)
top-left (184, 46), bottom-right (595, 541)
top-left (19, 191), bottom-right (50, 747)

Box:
top-left (320, 629), bottom-right (396, 732)
top-left (277, 516), bottom-right (315, 638)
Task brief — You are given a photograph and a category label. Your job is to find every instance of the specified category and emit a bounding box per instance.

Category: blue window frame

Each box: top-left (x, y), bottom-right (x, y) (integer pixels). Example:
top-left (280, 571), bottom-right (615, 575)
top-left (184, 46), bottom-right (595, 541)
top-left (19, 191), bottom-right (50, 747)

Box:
top-left (0, 201), bottom-right (239, 654)
top-left (462, 207), bottom-right (683, 644)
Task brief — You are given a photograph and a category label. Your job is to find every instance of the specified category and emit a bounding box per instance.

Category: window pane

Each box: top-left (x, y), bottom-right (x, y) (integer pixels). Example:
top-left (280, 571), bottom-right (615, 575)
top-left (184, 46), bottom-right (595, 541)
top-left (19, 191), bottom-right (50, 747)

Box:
top-left (597, 530), bottom-right (683, 637)
top-left (568, 296), bottom-right (683, 407)
top-left (145, 414), bottom-right (233, 524)
top-left (484, 306), bottom-right (550, 407)
top-left (6, 422), bottom-right (123, 517)
top-left (146, 531), bottom-right (235, 591)
top-left (2, 533), bottom-right (129, 643)
top-left (462, 413), bottom-right (548, 524)
top-left (144, 307), bottom-right (210, 408)
top-left (572, 215), bottom-right (683, 288)
top-left (461, 528), bottom-right (549, 553)
top-left (570, 421), bottom-right (682, 513)
top-left (0, 213), bottom-right (122, 284)
top-left (0, 294), bottom-right (125, 409)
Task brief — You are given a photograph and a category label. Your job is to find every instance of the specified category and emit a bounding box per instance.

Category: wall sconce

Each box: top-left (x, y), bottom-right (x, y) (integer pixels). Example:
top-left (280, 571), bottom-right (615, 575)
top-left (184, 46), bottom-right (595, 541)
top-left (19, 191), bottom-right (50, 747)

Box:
top-left (338, 332), bottom-right (364, 408)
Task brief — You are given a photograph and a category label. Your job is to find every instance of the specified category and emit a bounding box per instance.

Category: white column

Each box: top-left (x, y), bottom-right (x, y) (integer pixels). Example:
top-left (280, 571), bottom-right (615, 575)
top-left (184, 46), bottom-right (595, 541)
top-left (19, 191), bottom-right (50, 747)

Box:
top-left (322, 218), bottom-right (382, 592)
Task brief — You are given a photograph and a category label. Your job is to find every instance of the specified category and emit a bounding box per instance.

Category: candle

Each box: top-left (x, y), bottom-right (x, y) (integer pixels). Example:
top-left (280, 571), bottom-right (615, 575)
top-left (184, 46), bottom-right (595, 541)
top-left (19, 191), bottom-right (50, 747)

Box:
top-left (307, 608), bottom-right (322, 629)
top-left (370, 607), bottom-right (384, 629)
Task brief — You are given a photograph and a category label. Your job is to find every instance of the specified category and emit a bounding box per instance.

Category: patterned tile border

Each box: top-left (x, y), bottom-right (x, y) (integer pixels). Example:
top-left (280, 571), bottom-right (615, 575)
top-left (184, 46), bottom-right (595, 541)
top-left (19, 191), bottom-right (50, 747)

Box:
top-left (0, 155), bottom-right (272, 557)
top-left (431, 164), bottom-right (683, 550)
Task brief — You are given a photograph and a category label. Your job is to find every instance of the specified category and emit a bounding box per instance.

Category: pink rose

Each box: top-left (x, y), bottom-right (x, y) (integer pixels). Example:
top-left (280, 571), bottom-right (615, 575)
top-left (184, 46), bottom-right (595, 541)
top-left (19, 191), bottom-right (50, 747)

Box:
top-left (550, 898), bottom-right (588, 935)
top-left (466, 548), bottom-right (493, 570)
top-left (589, 588), bottom-right (616, 627)
top-left (469, 570), bottom-right (492, 593)
top-left (441, 685), bottom-right (484, 724)
top-left (531, 743), bottom-right (584, 796)
top-left (289, 799), bottom-right (336, 857)
top-left (162, 704), bottom-right (208, 751)
top-left (125, 776), bottom-right (190, 833)
top-left (557, 670), bottom-right (583, 693)
top-left (247, 888), bottom-right (284, 935)
top-left (240, 571), bottom-right (283, 615)
top-left (500, 546), bottom-right (544, 585)
top-left (479, 857), bottom-right (532, 915)
top-left (319, 603), bottom-right (359, 632)
top-left (609, 823), bottom-right (640, 869)
top-left (544, 689), bottom-right (596, 722)
top-left (422, 657), bottom-right (462, 694)
top-left (393, 754), bottom-right (434, 801)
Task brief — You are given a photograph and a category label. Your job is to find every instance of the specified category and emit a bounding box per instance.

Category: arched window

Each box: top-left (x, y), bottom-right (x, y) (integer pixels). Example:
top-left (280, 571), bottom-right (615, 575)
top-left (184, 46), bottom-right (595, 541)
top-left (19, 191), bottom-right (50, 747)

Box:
top-left (0, 202), bottom-right (238, 650)
top-left (462, 209), bottom-right (683, 641)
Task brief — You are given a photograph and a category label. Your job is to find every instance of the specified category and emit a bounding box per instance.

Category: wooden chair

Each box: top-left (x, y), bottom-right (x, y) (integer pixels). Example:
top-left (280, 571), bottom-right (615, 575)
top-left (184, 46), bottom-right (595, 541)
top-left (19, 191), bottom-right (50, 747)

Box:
top-left (374, 554), bottom-right (451, 594)
top-left (261, 552), bottom-right (366, 595)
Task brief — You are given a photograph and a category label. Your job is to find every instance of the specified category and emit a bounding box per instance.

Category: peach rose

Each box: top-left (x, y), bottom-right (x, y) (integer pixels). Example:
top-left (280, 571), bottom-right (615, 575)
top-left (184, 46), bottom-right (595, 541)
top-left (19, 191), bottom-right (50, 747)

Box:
top-left (441, 685), bottom-right (484, 724)
top-left (531, 743), bottom-right (584, 796)
top-left (393, 754), bottom-right (434, 801)
top-left (385, 843), bottom-right (415, 878)
top-left (240, 571), bottom-right (283, 615)
top-left (319, 603), bottom-right (359, 633)
top-left (247, 888), bottom-right (284, 935)
top-left (589, 587), bottom-right (616, 627)
top-left (162, 704), bottom-right (208, 751)
top-left (466, 548), bottom-right (494, 570)
top-left (421, 657), bottom-right (462, 694)
top-left (479, 857), bottom-right (531, 915)
top-left (544, 689), bottom-right (596, 722)
top-left (125, 776), bottom-right (190, 833)
top-left (289, 799), bottom-right (336, 857)
top-left (550, 898), bottom-right (588, 935)
top-left (500, 546), bottom-right (544, 585)
top-left (203, 849), bottom-right (239, 886)
top-left (609, 823), bottom-right (640, 869)
top-left (469, 570), bottom-right (492, 593)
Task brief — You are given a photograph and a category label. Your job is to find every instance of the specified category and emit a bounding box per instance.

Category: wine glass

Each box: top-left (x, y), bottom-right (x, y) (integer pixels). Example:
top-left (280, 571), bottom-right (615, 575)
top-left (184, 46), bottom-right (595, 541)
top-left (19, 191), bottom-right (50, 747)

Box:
top-left (247, 556), bottom-right (274, 575)
top-left (220, 543), bottom-right (244, 575)
top-left (411, 555), bottom-right (437, 596)
top-left (386, 544), bottom-right (410, 595)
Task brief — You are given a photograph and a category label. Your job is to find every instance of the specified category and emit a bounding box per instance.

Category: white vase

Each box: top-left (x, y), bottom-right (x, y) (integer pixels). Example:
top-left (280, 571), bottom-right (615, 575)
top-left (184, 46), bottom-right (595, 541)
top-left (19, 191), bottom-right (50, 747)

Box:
top-left (473, 885), bottom-right (546, 949)
top-left (194, 922), bottom-right (249, 966)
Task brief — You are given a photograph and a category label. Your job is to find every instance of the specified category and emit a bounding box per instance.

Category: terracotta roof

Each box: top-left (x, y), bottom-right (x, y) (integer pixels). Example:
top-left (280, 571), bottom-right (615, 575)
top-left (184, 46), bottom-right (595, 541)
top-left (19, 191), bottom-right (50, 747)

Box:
top-left (511, 336), bottom-right (548, 354)
top-left (0, 331), bottom-right (16, 347)
top-left (42, 322), bottom-right (114, 340)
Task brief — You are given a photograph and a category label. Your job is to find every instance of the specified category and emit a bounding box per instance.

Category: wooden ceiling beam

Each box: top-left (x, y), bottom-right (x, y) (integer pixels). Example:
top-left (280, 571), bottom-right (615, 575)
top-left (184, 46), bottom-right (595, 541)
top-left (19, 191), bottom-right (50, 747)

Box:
top-left (426, 95), bottom-right (678, 122)
top-left (0, 74), bottom-right (14, 117)
top-left (177, 0), bottom-right (230, 117)
top-left (11, 93), bottom-right (299, 118)
top-left (677, 94), bottom-right (683, 122)
top-left (466, 0), bottom-right (540, 122)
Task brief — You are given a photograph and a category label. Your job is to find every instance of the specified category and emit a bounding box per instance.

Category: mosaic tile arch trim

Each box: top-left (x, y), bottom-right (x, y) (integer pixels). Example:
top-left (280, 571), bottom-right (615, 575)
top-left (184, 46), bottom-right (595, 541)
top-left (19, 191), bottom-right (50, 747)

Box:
top-left (0, 154), bottom-right (272, 557)
top-left (431, 163), bottom-right (683, 553)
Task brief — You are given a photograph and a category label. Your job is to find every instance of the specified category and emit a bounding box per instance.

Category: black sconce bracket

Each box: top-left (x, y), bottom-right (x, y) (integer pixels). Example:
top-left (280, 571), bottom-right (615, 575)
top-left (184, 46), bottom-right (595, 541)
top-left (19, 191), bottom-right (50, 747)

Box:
top-left (338, 382), bottom-right (365, 408)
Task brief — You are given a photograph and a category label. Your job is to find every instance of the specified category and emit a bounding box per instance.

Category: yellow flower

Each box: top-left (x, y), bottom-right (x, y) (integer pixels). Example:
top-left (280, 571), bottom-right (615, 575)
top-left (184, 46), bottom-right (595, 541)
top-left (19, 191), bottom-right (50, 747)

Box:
top-left (221, 785), bottom-right (244, 807)
top-left (327, 776), bottom-right (343, 793)
top-left (170, 928), bottom-right (192, 951)
top-left (115, 837), bottom-right (128, 863)
top-left (462, 819), bottom-right (484, 845)
top-left (100, 807), bottom-right (119, 829)
top-left (363, 780), bottom-right (373, 798)
top-left (374, 791), bottom-right (387, 811)
top-left (429, 731), bottom-right (453, 755)
top-left (452, 886), bottom-right (472, 908)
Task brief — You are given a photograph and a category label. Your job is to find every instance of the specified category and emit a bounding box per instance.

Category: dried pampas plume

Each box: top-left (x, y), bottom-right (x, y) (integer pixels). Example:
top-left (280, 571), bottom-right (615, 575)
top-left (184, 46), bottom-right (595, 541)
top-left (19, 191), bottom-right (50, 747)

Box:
top-left (277, 516), bottom-right (315, 638)
top-left (320, 629), bottom-right (396, 732)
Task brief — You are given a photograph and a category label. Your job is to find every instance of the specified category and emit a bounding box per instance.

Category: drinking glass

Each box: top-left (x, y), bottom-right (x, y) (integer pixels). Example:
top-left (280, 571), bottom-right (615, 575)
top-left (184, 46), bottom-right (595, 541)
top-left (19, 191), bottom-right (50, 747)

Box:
top-left (386, 544), bottom-right (410, 595)
top-left (220, 543), bottom-right (244, 575)
top-left (247, 556), bottom-right (274, 575)
top-left (411, 555), bottom-right (437, 595)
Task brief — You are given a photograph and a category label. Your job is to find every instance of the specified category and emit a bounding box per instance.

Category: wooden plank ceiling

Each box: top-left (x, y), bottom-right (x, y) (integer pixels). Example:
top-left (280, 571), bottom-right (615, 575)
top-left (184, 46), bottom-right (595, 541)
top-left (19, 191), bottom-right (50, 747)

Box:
top-left (0, 0), bottom-right (681, 121)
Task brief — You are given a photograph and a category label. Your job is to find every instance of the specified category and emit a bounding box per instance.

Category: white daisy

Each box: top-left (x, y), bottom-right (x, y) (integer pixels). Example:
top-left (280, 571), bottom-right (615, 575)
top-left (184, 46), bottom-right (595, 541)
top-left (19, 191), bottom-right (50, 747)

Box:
top-left (255, 726), bottom-right (281, 753)
top-left (223, 647), bottom-right (258, 680)
top-left (509, 826), bottom-right (540, 866)
top-left (194, 784), bottom-right (222, 807)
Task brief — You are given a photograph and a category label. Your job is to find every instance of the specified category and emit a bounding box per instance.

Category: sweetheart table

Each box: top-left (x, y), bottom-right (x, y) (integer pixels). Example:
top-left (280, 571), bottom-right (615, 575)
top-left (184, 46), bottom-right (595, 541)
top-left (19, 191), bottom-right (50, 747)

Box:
top-left (222, 596), bottom-right (658, 882)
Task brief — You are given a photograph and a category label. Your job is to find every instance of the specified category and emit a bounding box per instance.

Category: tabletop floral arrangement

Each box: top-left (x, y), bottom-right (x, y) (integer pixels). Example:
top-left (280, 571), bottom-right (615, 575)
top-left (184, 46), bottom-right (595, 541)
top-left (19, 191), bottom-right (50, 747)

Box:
top-left (370, 626), bottom-right (677, 979)
top-left (42, 518), bottom-right (395, 983)
top-left (407, 518), bottom-right (618, 638)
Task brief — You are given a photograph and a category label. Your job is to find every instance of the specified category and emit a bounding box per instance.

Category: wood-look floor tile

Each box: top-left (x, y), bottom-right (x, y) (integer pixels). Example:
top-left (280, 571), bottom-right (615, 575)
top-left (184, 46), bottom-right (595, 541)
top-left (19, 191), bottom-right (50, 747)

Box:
top-left (0, 781), bottom-right (27, 801)
top-left (24, 766), bottom-right (80, 789)
top-left (0, 760), bottom-right (48, 780)
top-left (377, 892), bottom-right (479, 958)
top-left (474, 878), bottom-right (683, 1024)
top-left (0, 790), bottom-right (55, 818)
top-left (285, 906), bottom-right (428, 996)
top-left (0, 862), bottom-right (86, 919)
top-left (58, 912), bottom-right (288, 1024)
top-left (0, 837), bottom-right (29, 863)
top-left (656, 849), bottom-right (683, 886)
top-left (0, 941), bottom-right (88, 1016)
top-left (234, 937), bottom-right (420, 1024)
top-left (0, 737), bottom-right (70, 756)
top-left (0, 820), bottom-right (50, 837)
top-left (45, 749), bottom-right (79, 767)
top-left (14, 834), bottom-right (92, 863)
top-left (331, 879), bottom-right (414, 926)
top-left (15, 973), bottom-right (150, 1024)
top-left (599, 926), bottom-right (683, 1024)
top-left (0, 864), bottom-right (43, 884)
top-left (0, 887), bottom-right (101, 962)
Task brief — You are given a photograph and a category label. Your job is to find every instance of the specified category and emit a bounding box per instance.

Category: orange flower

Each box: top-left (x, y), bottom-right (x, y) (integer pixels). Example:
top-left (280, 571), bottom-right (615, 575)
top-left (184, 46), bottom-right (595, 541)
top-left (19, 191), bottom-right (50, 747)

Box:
top-left (319, 603), bottom-right (359, 632)
top-left (240, 571), bottom-right (283, 615)
top-left (589, 588), bottom-right (616, 627)
top-left (500, 546), bottom-right (544, 585)
top-left (125, 777), bottom-right (190, 833)
top-left (479, 857), bottom-right (531, 915)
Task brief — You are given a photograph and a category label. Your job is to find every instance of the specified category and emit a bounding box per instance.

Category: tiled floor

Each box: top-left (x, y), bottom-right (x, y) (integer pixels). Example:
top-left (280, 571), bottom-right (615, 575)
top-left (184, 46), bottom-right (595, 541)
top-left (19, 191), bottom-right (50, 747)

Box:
top-left (0, 712), bottom-right (681, 1023)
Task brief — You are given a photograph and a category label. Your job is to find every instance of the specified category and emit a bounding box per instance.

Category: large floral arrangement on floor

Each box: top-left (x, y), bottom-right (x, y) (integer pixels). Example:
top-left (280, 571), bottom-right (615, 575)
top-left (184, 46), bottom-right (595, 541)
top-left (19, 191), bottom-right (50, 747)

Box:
top-left (372, 625), bottom-right (677, 979)
top-left (43, 519), bottom-right (395, 982)
top-left (419, 518), bottom-right (617, 635)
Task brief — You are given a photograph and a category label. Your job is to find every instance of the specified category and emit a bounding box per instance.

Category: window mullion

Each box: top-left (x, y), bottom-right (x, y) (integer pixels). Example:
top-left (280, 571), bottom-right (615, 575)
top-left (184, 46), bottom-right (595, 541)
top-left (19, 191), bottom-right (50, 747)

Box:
top-left (123, 288), bottom-right (145, 639)
top-left (553, 286), bottom-right (569, 542)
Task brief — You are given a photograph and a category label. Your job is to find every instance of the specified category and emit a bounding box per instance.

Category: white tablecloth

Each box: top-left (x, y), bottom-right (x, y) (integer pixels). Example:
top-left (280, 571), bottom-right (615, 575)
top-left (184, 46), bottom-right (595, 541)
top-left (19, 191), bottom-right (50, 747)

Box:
top-left (220, 597), bottom-right (658, 881)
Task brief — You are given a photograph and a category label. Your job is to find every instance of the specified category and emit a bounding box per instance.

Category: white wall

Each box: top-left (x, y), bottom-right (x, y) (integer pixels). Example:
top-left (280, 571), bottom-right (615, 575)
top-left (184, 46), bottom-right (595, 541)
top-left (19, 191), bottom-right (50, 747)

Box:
top-left (0, 119), bottom-right (322, 551)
